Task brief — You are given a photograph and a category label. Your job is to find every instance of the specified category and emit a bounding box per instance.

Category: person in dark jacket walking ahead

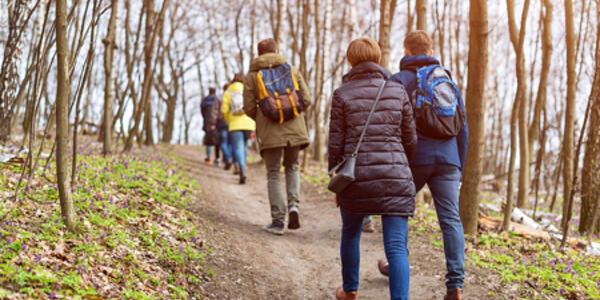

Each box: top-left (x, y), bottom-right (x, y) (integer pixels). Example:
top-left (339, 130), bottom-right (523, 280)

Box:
top-left (329, 37), bottom-right (417, 300)
top-left (378, 30), bottom-right (469, 300)
top-left (201, 88), bottom-right (220, 165)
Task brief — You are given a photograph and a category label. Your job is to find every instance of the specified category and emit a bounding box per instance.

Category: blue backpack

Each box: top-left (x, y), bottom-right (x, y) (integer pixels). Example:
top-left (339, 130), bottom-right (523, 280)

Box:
top-left (413, 65), bottom-right (465, 139)
top-left (256, 63), bottom-right (305, 124)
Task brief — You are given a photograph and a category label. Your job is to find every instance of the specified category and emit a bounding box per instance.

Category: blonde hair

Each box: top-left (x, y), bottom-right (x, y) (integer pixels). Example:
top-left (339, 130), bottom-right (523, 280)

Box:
top-left (346, 37), bottom-right (382, 67)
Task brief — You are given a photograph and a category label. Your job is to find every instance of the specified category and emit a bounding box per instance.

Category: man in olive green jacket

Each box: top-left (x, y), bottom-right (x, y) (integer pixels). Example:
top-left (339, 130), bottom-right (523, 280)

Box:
top-left (243, 38), bottom-right (311, 235)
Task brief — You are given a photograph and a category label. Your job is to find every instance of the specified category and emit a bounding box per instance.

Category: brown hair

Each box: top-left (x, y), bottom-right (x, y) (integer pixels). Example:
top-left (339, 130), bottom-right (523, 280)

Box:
top-left (233, 72), bottom-right (245, 83)
top-left (403, 30), bottom-right (433, 55)
top-left (346, 37), bottom-right (382, 67)
top-left (258, 38), bottom-right (278, 56)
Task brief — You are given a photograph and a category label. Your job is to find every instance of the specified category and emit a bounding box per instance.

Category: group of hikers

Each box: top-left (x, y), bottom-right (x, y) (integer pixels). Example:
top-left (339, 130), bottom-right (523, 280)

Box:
top-left (201, 30), bottom-right (468, 300)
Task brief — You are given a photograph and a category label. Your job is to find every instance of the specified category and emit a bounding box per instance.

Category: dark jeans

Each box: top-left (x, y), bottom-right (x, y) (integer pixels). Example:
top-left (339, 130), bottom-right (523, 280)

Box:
top-left (341, 210), bottom-right (409, 300)
top-left (412, 164), bottom-right (465, 290)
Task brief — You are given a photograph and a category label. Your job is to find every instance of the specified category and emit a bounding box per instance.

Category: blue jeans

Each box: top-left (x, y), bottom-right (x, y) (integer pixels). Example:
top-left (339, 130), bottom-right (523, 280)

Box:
top-left (340, 210), bottom-right (409, 300)
top-left (219, 129), bottom-right (232, 163)
top-left (230, 130), bottom-right (250, 176)
top-left (412, 164), bottom-right (465, 290)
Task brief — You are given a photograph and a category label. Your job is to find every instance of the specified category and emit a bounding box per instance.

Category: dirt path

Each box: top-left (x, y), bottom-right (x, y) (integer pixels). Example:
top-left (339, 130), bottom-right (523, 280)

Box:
top-left (176, 147), bottom-right (507, 299)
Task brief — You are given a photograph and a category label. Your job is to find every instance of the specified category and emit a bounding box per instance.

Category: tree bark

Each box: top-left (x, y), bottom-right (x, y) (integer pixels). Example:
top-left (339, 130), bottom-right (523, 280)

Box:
top-left (561, 0), bottom-right (577, 230)
top-left (506, 0), bottom-right (531, 209)
top-left (416, 0), bottom-right (427, 31)
top-left (579, 1), bottom-right (600, 235)
top-left (55, 0), bottom-right (77, 232)
top-left (103, 0), bottom-right (118, 155)
top-left (458, 0), bottom-right (488, 235)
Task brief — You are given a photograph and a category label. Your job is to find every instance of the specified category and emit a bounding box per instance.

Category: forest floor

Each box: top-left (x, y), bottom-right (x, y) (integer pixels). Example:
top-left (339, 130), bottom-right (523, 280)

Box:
top-left (176, 145), bottom-right (515, 300)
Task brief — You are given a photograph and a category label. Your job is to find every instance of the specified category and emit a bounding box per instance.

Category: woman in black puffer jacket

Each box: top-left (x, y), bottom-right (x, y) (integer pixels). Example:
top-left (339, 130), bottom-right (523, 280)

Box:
top-left (329, 37), bottom-right (417, 300)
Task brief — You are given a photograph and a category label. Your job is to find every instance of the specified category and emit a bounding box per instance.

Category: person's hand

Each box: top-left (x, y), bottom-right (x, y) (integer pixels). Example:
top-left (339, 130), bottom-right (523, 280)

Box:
top-left (210, 125), bottom-right (216, 130)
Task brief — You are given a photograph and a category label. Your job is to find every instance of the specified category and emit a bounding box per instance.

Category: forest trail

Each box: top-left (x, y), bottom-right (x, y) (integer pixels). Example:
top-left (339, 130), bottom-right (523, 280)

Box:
top-left (176, 146), bottom-right (503, 300)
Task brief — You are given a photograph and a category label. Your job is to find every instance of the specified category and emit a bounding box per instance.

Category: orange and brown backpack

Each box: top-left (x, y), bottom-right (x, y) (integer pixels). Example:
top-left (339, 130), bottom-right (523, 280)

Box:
top-left (257, 63), bottom-right (305, 124)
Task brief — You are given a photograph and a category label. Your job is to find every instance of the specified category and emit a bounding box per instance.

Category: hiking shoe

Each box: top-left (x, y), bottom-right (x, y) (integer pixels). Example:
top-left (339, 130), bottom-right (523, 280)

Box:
top-left (224, 162), bottom-right (232, 170)
top-left (444, 288), bottom-right (463, 300)
top-left (233, 164), bottom-right (240, 175)
top-left (239, 175), bottom-right (246, 184)
top-left (204, 158), bottom-right (212, 165)
top-left (377, 259), bottom-right (389, 277)
top-left (362, 218), bottom-right (375, 233)
top-left (263, 221), bottom-right (284, 235)
top-left (213, 160), bottom-right (220, 166)
top-left (335, 285), bottom-right (358, 300)
top-left (288, 206), bottom-right (300, 230)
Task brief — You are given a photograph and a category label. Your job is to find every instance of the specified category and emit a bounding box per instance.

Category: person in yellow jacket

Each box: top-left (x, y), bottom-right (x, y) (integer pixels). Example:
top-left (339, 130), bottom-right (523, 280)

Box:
top-left (222, 73), bottom-right (256, 184)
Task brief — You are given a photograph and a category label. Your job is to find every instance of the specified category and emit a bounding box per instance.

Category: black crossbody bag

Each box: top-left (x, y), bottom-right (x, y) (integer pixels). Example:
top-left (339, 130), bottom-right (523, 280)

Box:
top-left (327, 80), bottom-right (387, 194)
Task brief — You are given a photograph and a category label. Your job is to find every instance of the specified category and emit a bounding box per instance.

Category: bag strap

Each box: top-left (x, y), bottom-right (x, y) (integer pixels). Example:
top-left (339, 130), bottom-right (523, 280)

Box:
top-left (352, 80), bottom-right (387, 157)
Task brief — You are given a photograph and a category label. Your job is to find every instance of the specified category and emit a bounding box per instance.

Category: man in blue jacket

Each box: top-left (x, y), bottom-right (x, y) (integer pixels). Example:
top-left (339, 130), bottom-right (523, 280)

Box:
top-left (378, 30), bottom-right (468, 300)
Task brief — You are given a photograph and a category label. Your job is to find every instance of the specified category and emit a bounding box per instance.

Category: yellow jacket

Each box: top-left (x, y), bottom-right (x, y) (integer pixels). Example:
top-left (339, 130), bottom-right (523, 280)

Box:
top-left (222, 82), bottom-right (256, 132)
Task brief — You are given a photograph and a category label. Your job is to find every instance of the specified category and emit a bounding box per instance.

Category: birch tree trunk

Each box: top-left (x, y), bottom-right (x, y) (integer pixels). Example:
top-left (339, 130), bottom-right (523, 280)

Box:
top-left (0, 0), bottom-right (31, 143)
top-left (379, 0), bottom-right (396, 69)
top-left (103, 0), bottom-right (119, 155)
top-left (55, 0), bottom-right (77, 232)
top-left (458, 0), bottom-right (488, 235)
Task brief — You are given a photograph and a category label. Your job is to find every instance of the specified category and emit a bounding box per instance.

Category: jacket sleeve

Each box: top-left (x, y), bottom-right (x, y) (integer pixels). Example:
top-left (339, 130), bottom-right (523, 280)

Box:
top-left (328, 91), bottom-right (344, 171)
top-left (293, 67), bottom-right (311, 108)
top-left (243, 73), bottom-right (258, 120)
top-left (400, 91), bottom-right (418, 162)
top-left (457, 95), bottom-right (469, 173)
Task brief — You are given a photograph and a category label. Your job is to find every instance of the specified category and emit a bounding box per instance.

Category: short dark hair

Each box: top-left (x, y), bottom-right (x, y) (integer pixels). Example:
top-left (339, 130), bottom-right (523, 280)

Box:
top-left (258, 39), bottom-right (278, 56)
top-left (209, 87), bottom-right (216, 94)
top-left (404, 30), bottom-right (433, 55)
top-left (223, 83), bottom-right (230, 91)
top-left (233, 72), bottom-right (245, 83)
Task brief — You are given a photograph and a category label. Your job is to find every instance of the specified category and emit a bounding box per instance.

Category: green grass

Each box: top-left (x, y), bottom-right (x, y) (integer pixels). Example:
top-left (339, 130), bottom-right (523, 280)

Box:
top-left (0, 139), bottom-right (209, 298)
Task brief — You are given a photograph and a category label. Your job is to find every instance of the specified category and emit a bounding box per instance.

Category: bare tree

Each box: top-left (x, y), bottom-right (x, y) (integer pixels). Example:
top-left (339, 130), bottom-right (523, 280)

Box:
top-left (378, 0), bottom-right (397, 69)
top-left (458, 0), bottom-right (488, 235)
top-left (103, 0), bottom-right (119, 155)
top-left (56, 0), bottom-right (77, 232)
top-left (560, 0), bottom-right (577, 231)
top-left (580, 0), bottom-right (600, 235)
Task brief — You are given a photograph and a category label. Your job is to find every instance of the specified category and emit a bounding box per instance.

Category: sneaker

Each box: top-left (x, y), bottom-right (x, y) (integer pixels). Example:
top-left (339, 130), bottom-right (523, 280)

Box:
top-left (288, 206), bottom-right (300, 230)
top-left (204, 158), bottom-right (212, 165)
top-left (224, 162), bottom-right (232, 170)
top-left (213, 160), bottom-right (220, 166)
top-left (239, 175), bottom-right (246, 184)
top-left (362, 218), bottom-right (375, 233)
top-left (263, 221), bottom-right (284, 235)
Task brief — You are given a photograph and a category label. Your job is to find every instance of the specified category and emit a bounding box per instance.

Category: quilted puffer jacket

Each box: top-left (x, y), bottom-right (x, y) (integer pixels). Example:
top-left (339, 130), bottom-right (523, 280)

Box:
top-left (328, 61), bottom-right (417, 216)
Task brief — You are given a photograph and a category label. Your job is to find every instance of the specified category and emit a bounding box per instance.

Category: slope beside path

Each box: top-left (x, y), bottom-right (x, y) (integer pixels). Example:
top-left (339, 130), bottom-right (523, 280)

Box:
top-left (176, 146), bottom-right (506, 299)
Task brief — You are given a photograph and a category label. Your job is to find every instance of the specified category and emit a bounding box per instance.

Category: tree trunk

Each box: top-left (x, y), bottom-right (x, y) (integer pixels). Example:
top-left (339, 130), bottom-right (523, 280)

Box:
top-left (561, 0), bottom-right (577, 230)
top-left (124, 0), bottom-right (167, 151)
top-left (459, 0), bottom-right (488, 235)
top-left (378, 0), bottom-right (393, 69)
top-left (103, 0), bottom-right (118, 155)
top-left (55, 0), bottom-right (77, 232)
top-left (416, 0), bottom-right (427, 31)
top-left (0, 0), bottom-right (31, 143)
top-left (506, 0), bottom-right (531, 209)
top-left (579, 1), bottom-right (600, 235)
